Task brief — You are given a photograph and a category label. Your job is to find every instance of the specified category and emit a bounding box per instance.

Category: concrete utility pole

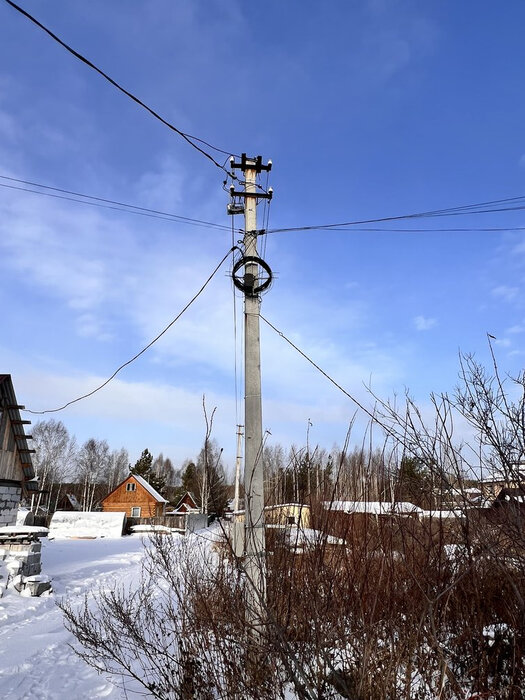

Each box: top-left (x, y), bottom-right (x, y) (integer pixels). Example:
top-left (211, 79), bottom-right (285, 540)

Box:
top-left (229, 154), bottom-right (273, 635)
top-left (232, 424), bottom-right (243, 556)
top-left (234, 424), bottom-right (243, 514)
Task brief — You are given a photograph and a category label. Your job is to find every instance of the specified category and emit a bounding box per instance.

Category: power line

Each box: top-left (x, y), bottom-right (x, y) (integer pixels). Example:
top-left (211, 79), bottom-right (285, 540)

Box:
top-left (260, 314), bottom-right (378, 424)
top-left (5, 175), bottom-right (524, 236)
top-left (4, 173), bottom-right (525, 238)
top-left (264, 224), bottom-right (525, 235)
top-left (231, 216), bottom-right (240, 427)
top-left (26, 246), bottom-right (236, 415)
top-left (3, 0), bottom-right (238, 174)
top-left (266, 194), bottom-right (525, 234)
top-left (0, 175), bottom-right (232, 231)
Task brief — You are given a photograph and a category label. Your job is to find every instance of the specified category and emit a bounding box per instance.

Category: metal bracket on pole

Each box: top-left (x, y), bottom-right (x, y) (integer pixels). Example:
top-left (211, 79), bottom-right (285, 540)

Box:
top-left (229, 184), bottom-right (273, 201)
top-left (232, 256), bottom-right (273, 296)
top-left (230, 153), bottom-right (272, 174)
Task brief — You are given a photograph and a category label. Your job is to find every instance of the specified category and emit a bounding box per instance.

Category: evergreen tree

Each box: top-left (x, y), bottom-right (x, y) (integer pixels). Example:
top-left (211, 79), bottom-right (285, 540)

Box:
top-left (177, 446), bottom-right (229, 515)
top-left (395, 455), bottom-right (432, 508)
top-left (131, 448), bottom-right (166, 495)
top-left (181, 460), bottom-right (199, 494)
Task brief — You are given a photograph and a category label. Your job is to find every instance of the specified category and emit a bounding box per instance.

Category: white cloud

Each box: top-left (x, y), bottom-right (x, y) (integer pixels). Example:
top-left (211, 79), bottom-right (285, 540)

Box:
top-left (414, 315), bottom-right (437, 331)
top-left (76, 313), bottom-right (113, 342)
top-left (492, 285), bottom-right (519, 302)
top-left (494, 337), bottom-right (511, 348)
top-left (134, 156), bottom-right (185, 211)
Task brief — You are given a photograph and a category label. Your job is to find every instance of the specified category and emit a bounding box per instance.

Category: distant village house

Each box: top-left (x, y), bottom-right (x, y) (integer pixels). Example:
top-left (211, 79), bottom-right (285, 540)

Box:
top-left (171, 491), bottom-right (199, 514)
top-left (101, 473), bottom-right (168, 518)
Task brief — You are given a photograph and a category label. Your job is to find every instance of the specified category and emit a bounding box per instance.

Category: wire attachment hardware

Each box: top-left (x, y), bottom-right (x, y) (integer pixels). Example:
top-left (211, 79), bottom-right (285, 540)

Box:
top-left (231, 256), bottom-right (273, 297)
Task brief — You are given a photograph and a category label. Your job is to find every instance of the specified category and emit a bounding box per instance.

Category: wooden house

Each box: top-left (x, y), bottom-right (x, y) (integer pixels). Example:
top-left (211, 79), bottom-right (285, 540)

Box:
top-left (488, 487), bottom-right (525, 525)
top-left (0, 375), bottom-right (37, 526)
top-left (171, 491), bottom-right (199, 513)
top-left (480, 465), bottom-right (525, 500)
top-left (233, 503), bottom-right (311, 528)
top-left (101, 473), bottom-right (168, 518)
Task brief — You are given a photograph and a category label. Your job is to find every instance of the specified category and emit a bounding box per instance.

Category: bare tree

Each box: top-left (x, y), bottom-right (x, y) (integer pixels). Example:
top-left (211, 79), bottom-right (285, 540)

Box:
top-left (32, 419), bottom-right (77, 513)
top-left (106, 447), bottom-right (129, 493)
top-left (152, 453), bottom-right (176, 487)
top-left (76, 438), bottom-right (110, 511)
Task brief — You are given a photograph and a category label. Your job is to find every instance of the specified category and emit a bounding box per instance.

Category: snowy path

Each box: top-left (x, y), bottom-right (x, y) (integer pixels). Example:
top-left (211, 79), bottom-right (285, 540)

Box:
top-left (0, 537), bottom-right (147, 700)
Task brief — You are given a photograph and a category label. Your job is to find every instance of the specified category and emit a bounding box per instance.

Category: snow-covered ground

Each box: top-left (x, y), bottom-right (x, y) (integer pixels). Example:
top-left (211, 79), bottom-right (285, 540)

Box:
top-left (0, 536), bottom-right (148, 699)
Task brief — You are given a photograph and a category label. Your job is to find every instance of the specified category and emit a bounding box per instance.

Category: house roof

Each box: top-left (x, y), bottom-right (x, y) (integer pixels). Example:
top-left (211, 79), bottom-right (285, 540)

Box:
top-left (102, 473), bottom-right (169, 504)
top-left (130, 474), bottom-right (168, 503)
top-left (324, 500), bottom-right (424, 515)
top-left (173, 491), bottom-right (198, 511)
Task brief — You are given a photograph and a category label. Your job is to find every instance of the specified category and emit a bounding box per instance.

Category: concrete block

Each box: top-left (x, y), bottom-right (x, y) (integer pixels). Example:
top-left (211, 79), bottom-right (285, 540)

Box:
top-left (27, 580), bottom-right (52, 596)
top-left (23, 562), bottom-right (41, 577)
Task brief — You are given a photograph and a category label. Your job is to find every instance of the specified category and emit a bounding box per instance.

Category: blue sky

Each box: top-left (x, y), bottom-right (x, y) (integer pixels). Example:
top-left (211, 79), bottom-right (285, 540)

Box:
top-left (1, 1), bottom-right (525, 470)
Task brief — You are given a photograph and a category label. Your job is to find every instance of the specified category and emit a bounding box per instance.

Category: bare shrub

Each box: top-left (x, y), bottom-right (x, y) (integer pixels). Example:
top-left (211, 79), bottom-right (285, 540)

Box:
top-left (61, 353), bottom-right (525, 699)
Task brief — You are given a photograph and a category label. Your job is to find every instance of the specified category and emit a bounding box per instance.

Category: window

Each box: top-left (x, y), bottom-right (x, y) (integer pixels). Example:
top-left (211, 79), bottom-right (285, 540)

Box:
top-left (126, 482), bottom-right (136, 492)
top-left (131, 506), bottom-right (141, 517)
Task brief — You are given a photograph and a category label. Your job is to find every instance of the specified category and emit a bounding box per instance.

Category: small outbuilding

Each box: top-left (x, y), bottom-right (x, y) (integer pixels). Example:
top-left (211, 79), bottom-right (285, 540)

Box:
top-left (101, 473), bottom-right (168, 518)
top-left (233, 503), bottom-right (311, 528)
top-left (171, 491), bottom-right (199, 514)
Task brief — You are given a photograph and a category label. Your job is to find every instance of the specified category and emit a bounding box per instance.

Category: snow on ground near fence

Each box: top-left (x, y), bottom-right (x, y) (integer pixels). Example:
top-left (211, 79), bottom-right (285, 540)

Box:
top-left (49, 511), bottom-right (126, 539)
top-left (0, 536), bottom-right (148, 698)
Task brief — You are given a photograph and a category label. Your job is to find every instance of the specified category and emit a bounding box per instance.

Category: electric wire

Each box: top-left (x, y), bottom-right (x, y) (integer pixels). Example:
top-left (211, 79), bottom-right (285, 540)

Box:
top-left (0, 178), bottom-right (233, 231)
top-left (264, 224), bottom-right (525, 235)
top-left (231, 216), bottom-right (240, 427)
top-left (334, 225), bottom-right (525, 233)
top-left (266, 194), bottom-right (525, 234)
top-left (260, 314), bottom-right (382, 425)
top-left (3, 0), bottom-right (238, 174)
top-left (25, 246), bottom-right (236, 415)
top-left (5, 174), bottom-right (524, 237)
top-left (260, 169), bottom-right (271, 260)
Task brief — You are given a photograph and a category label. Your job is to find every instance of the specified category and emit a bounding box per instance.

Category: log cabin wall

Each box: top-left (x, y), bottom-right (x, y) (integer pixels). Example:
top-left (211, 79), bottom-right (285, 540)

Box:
top-left (102, 476), bottom-right (163, 518)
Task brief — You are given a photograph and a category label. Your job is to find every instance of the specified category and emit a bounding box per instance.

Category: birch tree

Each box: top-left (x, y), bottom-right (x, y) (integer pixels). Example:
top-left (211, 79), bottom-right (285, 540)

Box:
top-left (76, 438), bottom-right (110, 511)
top-left (32, 419), bottom-right (77, 512)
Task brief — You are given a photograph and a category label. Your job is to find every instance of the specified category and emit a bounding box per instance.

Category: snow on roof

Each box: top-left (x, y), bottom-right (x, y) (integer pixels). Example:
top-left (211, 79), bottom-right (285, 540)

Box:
top-left (287, 527), bottom-right (344, 547)
top-left (49, 511), bottom-right (126, 539)
top-left (265, 503), bottom-right (308, 509)
top-left (130, 524), bottom-right (174, 533)
top-left (131, 474), bottom-right (169, 503)
top-left (233, 503), bottom-right (310, 516)
top-left (419, 510), bottom-right (465, 520)
top-left (480, 468), bottom-right (525, 483)
top-left (0, 525), bottom-right (49, 536)
top-left (324, 500), bottom-right (424, 515)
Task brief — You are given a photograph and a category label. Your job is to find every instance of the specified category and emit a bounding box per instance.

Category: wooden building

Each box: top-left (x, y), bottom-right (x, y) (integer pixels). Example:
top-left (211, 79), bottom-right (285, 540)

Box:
top-left (101, 473), bottom-right (168, 518)
top-left (233, 503), bottom-right (311, 528)
top-left (171, 491), bottom-right (199, 513)
top-left (0, 375), bottom-right (37, 526)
